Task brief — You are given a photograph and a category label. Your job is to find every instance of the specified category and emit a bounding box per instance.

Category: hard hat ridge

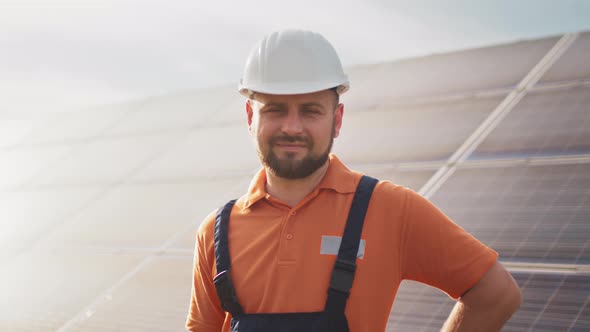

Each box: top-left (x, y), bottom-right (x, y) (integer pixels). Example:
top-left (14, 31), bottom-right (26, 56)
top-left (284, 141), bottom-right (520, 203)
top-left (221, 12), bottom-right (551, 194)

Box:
top-left (239, 29), bottom-right (349, 97)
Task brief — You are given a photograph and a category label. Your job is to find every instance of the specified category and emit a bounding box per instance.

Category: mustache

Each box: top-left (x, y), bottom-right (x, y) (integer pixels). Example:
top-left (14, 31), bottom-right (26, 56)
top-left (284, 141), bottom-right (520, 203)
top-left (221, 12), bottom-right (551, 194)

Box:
top-left (270, 135), bottom-right (311, 146)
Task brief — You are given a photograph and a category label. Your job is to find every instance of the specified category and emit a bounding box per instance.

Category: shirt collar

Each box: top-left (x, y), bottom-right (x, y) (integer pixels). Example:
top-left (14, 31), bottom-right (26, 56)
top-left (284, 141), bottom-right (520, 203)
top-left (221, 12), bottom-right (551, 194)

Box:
top-left (243, 154), bottom-right (358, 210)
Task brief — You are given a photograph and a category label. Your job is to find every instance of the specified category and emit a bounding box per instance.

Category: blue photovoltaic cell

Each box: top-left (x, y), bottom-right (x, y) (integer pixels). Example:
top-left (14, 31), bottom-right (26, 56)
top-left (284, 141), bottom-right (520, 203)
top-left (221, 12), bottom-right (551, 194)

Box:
top-left (387, 280), bottom-right (455, 331)
top-left (387, 273), bottom-right (589, 331)
top-left (471, 86), bottom-right (590, 160)
top-left (335, 96), bottom-right (502, 164)
top-left (507, 273), bottom-right (590, 332)
top-left (430, 163), bottom-right (590, 265)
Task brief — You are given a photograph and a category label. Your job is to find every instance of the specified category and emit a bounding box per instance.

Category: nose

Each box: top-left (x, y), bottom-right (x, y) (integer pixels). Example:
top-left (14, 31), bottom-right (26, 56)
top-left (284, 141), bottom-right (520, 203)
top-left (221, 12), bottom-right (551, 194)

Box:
top-left (281, 109), bottom-right (304, 135)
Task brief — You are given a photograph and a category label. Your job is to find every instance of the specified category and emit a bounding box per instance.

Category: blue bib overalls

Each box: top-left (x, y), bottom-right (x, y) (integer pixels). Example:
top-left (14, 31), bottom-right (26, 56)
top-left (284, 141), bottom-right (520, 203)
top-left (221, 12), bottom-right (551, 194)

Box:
top-left (213, 175), bottom-right (378, 332)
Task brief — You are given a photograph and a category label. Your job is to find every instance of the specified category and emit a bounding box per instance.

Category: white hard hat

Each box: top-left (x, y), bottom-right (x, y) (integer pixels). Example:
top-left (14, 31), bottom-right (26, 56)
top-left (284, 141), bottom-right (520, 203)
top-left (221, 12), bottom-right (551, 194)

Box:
top-left (239, 29), bottom-right (349, 97)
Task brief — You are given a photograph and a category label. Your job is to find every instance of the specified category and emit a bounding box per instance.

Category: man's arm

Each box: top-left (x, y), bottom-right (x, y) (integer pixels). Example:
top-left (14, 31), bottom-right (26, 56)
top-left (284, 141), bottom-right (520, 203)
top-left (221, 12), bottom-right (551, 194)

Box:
top-left (186, 213), bottom-right (226, 331)
top-left (441, 261), bottom-right (522, 332)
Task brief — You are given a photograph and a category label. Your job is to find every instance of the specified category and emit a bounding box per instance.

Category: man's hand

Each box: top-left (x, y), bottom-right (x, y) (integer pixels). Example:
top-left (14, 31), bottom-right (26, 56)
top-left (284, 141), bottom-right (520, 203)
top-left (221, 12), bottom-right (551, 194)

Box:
top-left (442, 261), bottom-right (522, 332)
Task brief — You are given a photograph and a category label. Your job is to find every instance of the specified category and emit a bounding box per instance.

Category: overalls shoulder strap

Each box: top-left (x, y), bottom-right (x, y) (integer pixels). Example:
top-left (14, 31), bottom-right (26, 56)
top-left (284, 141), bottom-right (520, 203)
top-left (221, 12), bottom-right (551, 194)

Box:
top-left (213, 199), bottom-right (244, 316)
top-left (212, 175), bottom-right (379, 325)
top-left (324, 175), bottom-right (379, 316)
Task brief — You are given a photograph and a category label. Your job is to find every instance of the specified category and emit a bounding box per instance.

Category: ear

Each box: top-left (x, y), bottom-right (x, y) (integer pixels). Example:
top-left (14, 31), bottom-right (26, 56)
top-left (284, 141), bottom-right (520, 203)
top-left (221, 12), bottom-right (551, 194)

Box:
top-left (246, 100), bottom-right (254, 130)
top-left (333, 103), bottom-right (344, 138)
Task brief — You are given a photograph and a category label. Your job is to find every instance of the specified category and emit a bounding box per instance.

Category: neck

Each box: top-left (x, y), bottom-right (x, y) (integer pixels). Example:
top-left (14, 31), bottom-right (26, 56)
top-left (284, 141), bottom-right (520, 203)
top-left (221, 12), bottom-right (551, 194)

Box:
top-left (265, 160), bottom-right (330, 208)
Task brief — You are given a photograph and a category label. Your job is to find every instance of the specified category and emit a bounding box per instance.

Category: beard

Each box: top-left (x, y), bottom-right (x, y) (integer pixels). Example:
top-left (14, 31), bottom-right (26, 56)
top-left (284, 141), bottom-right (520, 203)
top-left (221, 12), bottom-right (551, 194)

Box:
top-left (258, 123), bottom-right (335, 179)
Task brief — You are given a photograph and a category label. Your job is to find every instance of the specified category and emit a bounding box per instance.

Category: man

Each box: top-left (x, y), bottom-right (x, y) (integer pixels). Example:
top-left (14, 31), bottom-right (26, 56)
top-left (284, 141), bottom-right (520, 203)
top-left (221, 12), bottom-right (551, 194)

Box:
top-left (186, 29), bottom-right (521, 332)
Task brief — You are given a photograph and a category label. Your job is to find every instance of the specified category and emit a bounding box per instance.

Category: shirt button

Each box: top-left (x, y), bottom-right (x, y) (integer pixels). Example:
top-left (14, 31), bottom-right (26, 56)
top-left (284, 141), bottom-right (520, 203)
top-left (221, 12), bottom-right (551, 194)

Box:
top-left (286, 234), bottom-right (294, 240)
top-left (290, 211), bottom-right (296, 216)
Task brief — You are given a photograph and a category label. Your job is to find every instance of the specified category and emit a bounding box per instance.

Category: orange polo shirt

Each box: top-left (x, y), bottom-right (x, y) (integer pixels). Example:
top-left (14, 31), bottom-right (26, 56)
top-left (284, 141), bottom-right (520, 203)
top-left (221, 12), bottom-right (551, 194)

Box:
top-left (186, 154), bottom-right (498, 332)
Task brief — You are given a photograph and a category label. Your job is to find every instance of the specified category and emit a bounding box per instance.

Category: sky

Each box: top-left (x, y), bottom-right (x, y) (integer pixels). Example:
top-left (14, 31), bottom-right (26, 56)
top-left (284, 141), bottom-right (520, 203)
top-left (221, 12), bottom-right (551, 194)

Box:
top-left (1, 0), bottom-right (590, 114)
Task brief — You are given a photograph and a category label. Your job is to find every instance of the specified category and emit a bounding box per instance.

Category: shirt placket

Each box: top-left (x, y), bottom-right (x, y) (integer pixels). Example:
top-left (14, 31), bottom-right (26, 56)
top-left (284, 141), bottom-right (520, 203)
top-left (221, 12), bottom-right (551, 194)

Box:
top-left (278, 208), bottom-right (299, 264)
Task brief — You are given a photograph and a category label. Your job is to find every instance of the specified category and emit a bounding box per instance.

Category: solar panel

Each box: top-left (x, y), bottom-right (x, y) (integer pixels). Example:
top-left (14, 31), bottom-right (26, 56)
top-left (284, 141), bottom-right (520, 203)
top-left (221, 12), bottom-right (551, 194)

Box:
top-left (0, 113), bottom-right (51, 149)
top-left (387, 280), bottom-right (455, 331)
top-left (430, 163), bottom-right (590, 264)
top-left (171, 227), bottom-right (202, 250)
top-left (471, 86), bottom-right (590, 159)
top-left (132, 124), bottom-right (259, 181)
top-left (540, 32), bottom-right (590, 83)
top-left (19, 104), bottom-right (134, 145)
top-left (506, 273), bottom-right (590, 331)
top-left (333, 96), bottom-right (502, 163)
top-left (46, 178), bottom-right (248, 249)
top-left (105, 86), bottom-right (238, 135)
top-left (0, 252), bottom-right (142, 332)
top-left (0, 185), bottom-right (106, 263)
top-left (66, 257), bottom-right (192, 332)
top-left (343, 36), bottom-right (558, 109)
top-left (29, 132), bottom-right (185, 186)
top-left (168, 176), bottom-right (261, 250)
top-left (208, 93), bottom-right (248, 126)
top-left (386, 272), bottom-right (590, 331)
top-left (2, 32), bottom-right (588, 332)
top-left (347, 164), bottom-right (436, 192)
top-left (0, 145), bottom-right (74, 190)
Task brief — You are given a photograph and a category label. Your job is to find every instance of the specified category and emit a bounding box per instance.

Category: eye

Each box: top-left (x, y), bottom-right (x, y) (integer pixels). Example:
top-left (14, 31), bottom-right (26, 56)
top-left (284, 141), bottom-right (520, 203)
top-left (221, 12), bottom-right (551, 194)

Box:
top-left (303, 108), bottom-right (321, 115)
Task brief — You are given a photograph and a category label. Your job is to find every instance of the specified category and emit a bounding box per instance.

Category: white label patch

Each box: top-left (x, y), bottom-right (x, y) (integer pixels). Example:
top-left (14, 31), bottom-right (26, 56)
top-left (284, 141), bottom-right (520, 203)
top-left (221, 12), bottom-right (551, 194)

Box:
top-left (320, 235), bottom-right (365, 259)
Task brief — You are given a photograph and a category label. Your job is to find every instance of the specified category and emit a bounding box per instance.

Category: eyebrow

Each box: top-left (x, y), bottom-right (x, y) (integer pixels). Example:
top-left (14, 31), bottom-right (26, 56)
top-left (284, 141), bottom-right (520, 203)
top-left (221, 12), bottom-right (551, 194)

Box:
top-left (301, 102), bottom-right (324, 108)
top-left (259, 101), bottom-right (326, 111)
top-left (262, 102), bottom-right (324, 108)
top-left (262, 102), bottom-right (287, 108)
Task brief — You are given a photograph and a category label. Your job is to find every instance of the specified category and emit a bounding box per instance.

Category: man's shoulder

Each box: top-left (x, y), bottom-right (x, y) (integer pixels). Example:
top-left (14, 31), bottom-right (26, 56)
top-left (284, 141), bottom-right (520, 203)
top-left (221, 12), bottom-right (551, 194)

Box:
top-left (197, 196), bottom-right (248, 239)
top-left (341, 162), bottom-right (410, 199)
top-left (355, 173), bottom-right (409, 198)
top-left (352, 174), bottom-right (412, 215)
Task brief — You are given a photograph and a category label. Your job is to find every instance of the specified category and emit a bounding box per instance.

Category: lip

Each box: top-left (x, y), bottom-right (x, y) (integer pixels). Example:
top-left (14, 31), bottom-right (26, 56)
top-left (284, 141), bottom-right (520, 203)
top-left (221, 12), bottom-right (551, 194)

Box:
top-left (275, 143), bottom-right (306, 151)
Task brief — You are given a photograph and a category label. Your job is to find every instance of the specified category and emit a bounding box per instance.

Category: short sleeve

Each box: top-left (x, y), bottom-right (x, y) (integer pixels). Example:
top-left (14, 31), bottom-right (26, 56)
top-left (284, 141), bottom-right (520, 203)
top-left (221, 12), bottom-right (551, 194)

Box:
top-left (400, 188), bottom-right (498, 299)
top-left (186, 212), bottom-right (226, 331)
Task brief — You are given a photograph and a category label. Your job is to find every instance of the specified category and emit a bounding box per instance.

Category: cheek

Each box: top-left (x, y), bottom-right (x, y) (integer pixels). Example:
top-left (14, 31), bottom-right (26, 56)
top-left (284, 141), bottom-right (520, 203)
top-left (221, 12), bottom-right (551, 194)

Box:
top-left (315, 121), bottom-right (335, 138)
top-left (255, 120), bottom-right (281, 139)
top-left (306, 125), bottom-right (332, 149)
top-left (254, 124), bottom-right (270, 139)
top-left (251, 125), bottom-right (273, 149)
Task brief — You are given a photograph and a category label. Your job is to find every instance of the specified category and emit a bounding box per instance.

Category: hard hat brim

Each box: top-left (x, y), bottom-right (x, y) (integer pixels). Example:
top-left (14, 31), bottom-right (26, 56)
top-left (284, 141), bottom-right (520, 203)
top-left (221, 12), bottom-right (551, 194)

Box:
top-left (239, 81), bottom-right (349, 97)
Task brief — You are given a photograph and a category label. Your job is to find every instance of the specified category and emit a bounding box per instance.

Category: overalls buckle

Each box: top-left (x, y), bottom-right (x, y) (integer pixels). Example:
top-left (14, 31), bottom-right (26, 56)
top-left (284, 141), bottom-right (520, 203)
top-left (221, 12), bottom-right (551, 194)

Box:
top-left (330, 259), bottom-right (357, 294)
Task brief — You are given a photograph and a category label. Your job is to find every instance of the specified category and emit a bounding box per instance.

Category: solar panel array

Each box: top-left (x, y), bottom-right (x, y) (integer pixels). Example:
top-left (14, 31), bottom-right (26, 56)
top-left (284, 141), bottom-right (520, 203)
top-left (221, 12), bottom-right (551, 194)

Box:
top-left (472, 86), bottom-right (590, 159)
top-left (389, 273), bottom-right (590, 331)
top-left (386, 31), bottom-right (590, 331)
top-left (431, 163), bottom-right (590, 265)
top-left (0, 31), bottom-right (588, 331)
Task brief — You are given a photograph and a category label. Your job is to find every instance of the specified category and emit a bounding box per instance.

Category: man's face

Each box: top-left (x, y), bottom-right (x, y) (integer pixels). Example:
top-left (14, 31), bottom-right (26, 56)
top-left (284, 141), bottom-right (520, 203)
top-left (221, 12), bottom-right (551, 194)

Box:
top-left (246, 89), bottom-right (343, 179)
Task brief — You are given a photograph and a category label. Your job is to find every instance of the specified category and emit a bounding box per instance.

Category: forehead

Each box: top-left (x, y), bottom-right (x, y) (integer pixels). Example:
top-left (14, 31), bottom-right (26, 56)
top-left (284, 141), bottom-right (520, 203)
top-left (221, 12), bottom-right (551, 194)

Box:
top-left (250, 89), bottom-right (334, 107)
